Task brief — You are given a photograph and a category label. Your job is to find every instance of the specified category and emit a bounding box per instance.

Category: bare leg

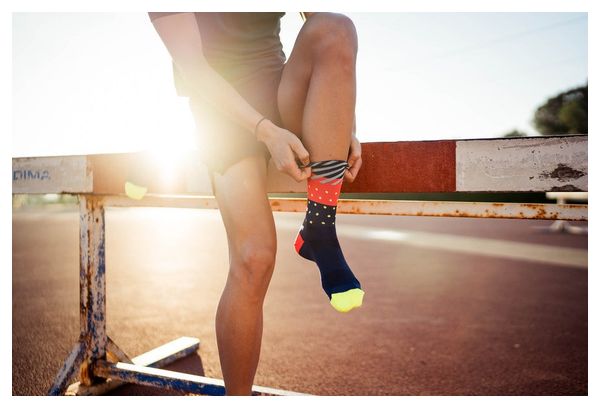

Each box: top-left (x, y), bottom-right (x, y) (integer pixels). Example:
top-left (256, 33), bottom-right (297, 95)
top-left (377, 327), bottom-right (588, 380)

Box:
top-left (210, 155), bottom-right (276, 395)
top-left (277, 14), bottom-right (364, 312)
top-left (277, 13), bottom-right (358, 160)
top-left (206, 14), bottom-right (358, 394)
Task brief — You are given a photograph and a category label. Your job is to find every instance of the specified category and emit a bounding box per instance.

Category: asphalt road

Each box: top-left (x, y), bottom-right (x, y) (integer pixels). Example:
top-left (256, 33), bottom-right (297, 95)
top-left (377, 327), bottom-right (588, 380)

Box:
top-left (12, 205), bottom-right (588, 395)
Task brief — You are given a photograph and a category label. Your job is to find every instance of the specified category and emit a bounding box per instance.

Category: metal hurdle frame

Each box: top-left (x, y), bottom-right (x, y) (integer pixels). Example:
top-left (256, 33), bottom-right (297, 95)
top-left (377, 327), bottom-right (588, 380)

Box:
top-left (46, 194), bottom-right (307, 396)
top-left (12, 135), bottom-right (587, 396)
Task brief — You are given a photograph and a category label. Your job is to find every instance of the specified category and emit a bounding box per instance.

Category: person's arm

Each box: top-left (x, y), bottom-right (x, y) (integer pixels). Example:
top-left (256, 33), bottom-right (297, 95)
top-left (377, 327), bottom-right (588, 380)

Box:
top-left (148, 12), bottom-right (311, 181)
top-left (149, 13), bottom-right (265, 136)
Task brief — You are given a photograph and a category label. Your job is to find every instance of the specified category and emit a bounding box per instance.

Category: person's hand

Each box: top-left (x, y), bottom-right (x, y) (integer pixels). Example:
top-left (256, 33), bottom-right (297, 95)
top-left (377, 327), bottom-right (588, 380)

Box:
top-left (344, 134), bottom-right (362, 183)
top-left (256, 120), bottom-right (312, 182)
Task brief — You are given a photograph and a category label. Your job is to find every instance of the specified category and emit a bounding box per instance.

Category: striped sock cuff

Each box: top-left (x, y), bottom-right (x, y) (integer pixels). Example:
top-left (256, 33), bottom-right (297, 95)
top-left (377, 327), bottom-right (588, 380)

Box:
top-left (301, 159), bottom-right (350, 185)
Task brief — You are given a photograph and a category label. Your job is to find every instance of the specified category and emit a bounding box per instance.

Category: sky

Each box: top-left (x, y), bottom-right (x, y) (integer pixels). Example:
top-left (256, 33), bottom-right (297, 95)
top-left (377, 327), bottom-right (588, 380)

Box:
top-left (12, 12), bottom-right (587, 158)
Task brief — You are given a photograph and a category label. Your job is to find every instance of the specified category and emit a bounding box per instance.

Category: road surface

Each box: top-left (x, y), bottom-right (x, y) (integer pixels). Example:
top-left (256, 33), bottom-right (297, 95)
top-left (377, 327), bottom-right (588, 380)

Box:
top-left (12, 205), bottom-right (587, 395)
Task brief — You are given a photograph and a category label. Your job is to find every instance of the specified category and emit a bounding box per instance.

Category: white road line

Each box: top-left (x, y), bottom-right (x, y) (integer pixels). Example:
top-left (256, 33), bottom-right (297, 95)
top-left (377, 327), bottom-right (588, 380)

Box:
top-left (276, 219), bottom-right (587, 269)
top-left (14, 209), bottom-right (587, 269)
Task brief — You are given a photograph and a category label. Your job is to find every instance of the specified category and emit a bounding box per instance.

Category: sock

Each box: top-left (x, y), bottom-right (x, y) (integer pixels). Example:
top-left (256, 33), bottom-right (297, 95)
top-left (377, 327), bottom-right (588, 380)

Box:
top-left (293, 159), bottom-right (364, 313)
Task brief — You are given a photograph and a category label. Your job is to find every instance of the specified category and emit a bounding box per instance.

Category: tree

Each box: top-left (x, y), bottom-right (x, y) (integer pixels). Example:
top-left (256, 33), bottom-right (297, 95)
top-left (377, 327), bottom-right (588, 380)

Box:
top-left (533, 84), bottom-right (587, 135)
top-left (502, 129), bottom-right (528, 138)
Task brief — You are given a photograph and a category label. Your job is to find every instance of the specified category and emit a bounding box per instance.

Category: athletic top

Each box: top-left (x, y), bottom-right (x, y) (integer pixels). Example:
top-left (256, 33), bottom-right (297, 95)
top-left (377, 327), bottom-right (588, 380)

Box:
top-left (148, 12), bottom-right (286, 96)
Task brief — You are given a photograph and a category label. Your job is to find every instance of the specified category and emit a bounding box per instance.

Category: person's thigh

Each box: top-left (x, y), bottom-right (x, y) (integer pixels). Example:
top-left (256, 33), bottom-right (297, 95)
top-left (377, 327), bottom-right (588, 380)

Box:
top-left (210, 154), bottom-right (277, 272)
top-left (277, 13), bottom-right (357, 137)
top-left (277, 24), bottom-right (313, 137)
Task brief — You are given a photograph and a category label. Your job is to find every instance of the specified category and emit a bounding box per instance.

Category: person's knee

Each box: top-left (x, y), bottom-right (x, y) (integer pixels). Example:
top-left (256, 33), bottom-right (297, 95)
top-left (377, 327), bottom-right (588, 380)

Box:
top-left (230, 244), bottom-right (276, 302)
top-left (309, 13), bottom-right (358, 64)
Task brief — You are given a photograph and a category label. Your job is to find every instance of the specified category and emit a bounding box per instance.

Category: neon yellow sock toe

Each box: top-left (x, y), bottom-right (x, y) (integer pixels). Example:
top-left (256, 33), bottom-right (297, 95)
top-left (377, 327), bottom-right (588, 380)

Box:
top-left (330, 288), bottom-right (365, 313)
top-left (125, 181), bottom-right (148, 200)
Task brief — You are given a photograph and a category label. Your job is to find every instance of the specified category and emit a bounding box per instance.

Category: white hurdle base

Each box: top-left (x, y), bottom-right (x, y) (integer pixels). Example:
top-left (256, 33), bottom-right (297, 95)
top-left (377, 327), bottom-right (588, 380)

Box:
top-left (66, 336), bottom-right (307, 396)
top-left (65, 337), bottom-right (198, 396)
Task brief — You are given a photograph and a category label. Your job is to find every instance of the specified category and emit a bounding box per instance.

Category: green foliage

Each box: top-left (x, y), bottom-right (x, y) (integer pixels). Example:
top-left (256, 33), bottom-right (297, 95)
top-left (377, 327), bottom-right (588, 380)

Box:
top-left (533, 84), bottom-right (587, 135)
top-left (502, 129), bottom-right (528, 138)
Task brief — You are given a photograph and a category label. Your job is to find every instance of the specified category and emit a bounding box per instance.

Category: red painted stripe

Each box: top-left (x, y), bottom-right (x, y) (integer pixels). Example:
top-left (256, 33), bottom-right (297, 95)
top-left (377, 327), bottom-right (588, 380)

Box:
top-left (342, 141), bottom-right (457, 193)
top-left (87, 141), bottom-right (457, 195)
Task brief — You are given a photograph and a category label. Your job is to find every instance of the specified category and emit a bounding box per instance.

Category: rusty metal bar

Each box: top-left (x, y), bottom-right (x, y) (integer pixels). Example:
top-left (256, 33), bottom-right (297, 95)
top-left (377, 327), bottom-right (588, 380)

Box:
top-left (66, 337), bottom-right (200, 396)
top-left (103, 194), bottom-right (219, 209)
top-left (48, 342), bottom-right (87, 395)
top-left (333, 199), bottom-right (587, 221)
top-left (93, 361), bottom-right (309, 396)
top-left (49, 194), bottom-right (110, 395)
top-left (101, 195), bottom-right (587, 221)
top-left (77, 195), bottom-right (107, 386)
top-left (106, 336), bottom-right (133, 364)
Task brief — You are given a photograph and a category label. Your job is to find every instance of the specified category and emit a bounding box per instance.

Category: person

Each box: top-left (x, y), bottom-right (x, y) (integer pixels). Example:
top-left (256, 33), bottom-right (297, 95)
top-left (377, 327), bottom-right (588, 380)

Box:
top-left (148, 12), bottom-right (364, 395)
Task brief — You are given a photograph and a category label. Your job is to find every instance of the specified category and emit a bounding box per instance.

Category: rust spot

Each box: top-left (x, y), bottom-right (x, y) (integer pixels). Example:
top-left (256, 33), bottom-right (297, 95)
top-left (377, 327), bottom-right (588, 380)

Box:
top-left (80, 360), bottom-right (92, 386)
top-left (271, 201), bottom-right (280, 206)
top-left (541, 164), bottom-right (585, 182)
top-left (549, 184), bottom-right (583, 192)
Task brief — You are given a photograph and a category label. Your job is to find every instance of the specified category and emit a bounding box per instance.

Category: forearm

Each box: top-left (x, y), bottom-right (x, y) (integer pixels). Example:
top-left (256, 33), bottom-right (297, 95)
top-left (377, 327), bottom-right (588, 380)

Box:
top-left (150, 13), bottom-right (266, 139)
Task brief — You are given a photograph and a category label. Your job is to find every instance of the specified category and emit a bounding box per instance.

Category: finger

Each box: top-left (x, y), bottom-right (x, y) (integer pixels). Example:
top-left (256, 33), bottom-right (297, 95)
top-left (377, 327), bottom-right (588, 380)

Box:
top-left (292, 140), bottom-right (311, 167)
top-left (351, 158), bottom-right (362, 177)
top-left (344, 159), bottom-right (361, 182)
top-left (347, 151), bottom-right (357, 166)
top-left (288, 150), bottom-right (311, 181)
top-left (343, 161), bottom-right (353, 180)
top-left (286, 153), bottom-right (311, 182)
top-left (344, 167), bottom-right (355, 182)
top-left (291, 165), bottom-right (310, 182)
top-left (299, 167), bottom-right (312, 180)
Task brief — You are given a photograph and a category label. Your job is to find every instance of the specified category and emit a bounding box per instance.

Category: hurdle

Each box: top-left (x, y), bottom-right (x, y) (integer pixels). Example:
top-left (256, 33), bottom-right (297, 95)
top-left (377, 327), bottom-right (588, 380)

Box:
top-left (12, 134), bottom-right (587, 396)
top-left (539, 192), bottom-right (589, 234)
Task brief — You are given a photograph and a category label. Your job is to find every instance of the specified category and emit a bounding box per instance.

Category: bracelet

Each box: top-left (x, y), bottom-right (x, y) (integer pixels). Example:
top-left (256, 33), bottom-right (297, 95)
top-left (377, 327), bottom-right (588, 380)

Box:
top-left (254, 116), bottom-right (269, 139)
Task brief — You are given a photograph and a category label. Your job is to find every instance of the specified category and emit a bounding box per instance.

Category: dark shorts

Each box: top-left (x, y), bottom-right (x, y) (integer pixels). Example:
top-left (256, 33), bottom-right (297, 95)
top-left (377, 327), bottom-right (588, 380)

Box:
top-left (188, 68), bottom-right (284, 176)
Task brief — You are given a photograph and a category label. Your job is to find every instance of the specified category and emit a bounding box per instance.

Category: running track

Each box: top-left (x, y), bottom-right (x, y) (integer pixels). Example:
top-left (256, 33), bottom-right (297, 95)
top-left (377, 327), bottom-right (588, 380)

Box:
top-left (12, 206), bottom-right (587, 395)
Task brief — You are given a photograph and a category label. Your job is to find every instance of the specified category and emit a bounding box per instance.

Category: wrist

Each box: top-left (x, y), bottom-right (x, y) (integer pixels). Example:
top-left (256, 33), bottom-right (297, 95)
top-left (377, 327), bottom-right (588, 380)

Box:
top-left (255, 117), bottom-right (275, 143)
